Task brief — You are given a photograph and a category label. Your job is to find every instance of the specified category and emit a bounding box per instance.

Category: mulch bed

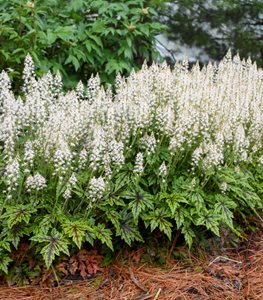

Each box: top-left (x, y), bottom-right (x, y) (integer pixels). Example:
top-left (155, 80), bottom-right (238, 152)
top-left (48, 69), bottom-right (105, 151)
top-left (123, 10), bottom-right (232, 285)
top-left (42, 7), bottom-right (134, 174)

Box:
top-left (0, 231), bottom-right (262, 300)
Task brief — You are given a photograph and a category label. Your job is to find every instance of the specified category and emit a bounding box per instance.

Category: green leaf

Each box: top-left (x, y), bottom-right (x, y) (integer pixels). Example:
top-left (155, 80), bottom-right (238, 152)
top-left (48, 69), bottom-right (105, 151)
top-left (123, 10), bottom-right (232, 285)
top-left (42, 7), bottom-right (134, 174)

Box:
top-left (116, 212), bottom-right (143, 246)
top-left (190, 192), bottom-right (205, 213)
top-left (85, 228), bottom-right (96, 246)
top-left (0, 254), bottom-right (12, 274)
top-left (143, 209), bottom-right (173, 240)
top-left (1, 205), bottom-right (36, 229)
top-left (171, 205), bottom-right (191, 229)
top-left (126, 190), bottom-right (153, 219)
top-left (84, 41), bottom-right (93, 53)
top-left (138, 24), bottom-right (150, 37)
top-left (65, 55), bottom-right (80, 71)
top-left (196, 211), bottom-right (220, 236)
top-left (46, 29), bottom-right (57, 44)
top-left (62, 220), bottom-right (93, 249)
top-left (31, 229), bottom-right (69, 268)
top-left (8, 225), bottom-right (26, 249)
top-left (124, 48), bottom-right (133, 59)
top-left (214, 194), bottom-right (236, 228)
top-left (67, 0), bottom-right (85, 11)
top-left (105, 59), bottom-right (119, 75)
top-left (0, 49), bottom-right (9, 60)
top-left (12, 48), bottom-right (26, 55)
top-left (92, 21), bottom-right (106, 33)
top-left (95, 224), bottom-right (113, 251)
top-left (88, 35), bottom-right (103, 47)
top-left (32, 214), bottom-right (55, 235)
top-left (126, 37), bottom-right (132, 48)
top-left (55, 26), bottom-right (75, 41)
top-left (163, 193), bottom-right (188, 216)
top-left (0, 240), bottom-right (11, 252)
top-left (105, 210), bottom-right (121, 231)
top-left (181, 225), bottom-right (195, 248)
top-left (56, 179), bottom-right (67, 200)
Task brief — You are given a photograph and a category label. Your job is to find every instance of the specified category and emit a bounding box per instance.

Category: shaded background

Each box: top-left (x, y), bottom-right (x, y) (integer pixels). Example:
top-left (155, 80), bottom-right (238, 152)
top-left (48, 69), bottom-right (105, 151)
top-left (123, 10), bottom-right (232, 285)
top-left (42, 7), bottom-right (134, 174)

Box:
top-left (157, 0), bottom-right (263, 67)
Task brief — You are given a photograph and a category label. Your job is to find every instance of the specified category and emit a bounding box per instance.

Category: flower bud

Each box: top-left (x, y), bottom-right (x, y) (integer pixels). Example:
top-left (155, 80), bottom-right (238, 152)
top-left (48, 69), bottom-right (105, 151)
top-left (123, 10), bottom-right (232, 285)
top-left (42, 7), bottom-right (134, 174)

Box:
top-left (26, 1), bottom-right (35, 9)
top-left (128, 24), bottom-right (136, 32)
top-left (141, 7), bottom-right (149, 16)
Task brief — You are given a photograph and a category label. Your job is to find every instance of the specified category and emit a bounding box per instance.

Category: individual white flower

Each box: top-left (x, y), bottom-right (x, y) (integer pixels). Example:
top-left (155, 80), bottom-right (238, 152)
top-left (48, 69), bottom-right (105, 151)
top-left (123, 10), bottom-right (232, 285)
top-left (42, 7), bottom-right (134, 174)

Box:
top-left (192, 142), bottom-right (224, 170)
top-left (0, 71), bottom-right (11, 110)
top-left (89, 126), bottom-right (106, 171)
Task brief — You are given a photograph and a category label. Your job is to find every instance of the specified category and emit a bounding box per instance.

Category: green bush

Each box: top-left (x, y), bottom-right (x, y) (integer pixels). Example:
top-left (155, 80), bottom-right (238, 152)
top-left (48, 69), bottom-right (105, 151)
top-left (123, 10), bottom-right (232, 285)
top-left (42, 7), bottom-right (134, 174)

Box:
top-left (0, 52), bottom-right (262, 280)
top-left (0, 0), bottom-right (165, 89)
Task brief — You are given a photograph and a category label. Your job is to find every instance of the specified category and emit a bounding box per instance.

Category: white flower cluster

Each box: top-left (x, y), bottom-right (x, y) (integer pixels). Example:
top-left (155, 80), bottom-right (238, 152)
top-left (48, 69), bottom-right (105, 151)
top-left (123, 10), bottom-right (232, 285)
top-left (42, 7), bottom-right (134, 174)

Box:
top-left (26, 173), bottom-right (46, 192)
top-left (159, 162), bottom-right (167, 177)
top-left (108, 140), bottom-right (125, 167)
top-left (78, 148), bottom-right (88, 169)
top-left (141, 133), bottom-right (157, 155)
top-left (0, 70), bottom-right (11, 115)
top-left (192, 142), bottom-right (224, 170)
top-left (53, 148), bottom-right (73, 177)
top-left (53, 71), bottom-right (63, 98)
top-left (23, 141), bottom-right (35, 171)
top-left (5, 156), bottom-right (20, 195)
top-left (134, 152), bottom-right (144, 175)
top-left (63, 173), bottom-right (77, 200)
top-left (76, 80), bottom-right (85, 100)
top-left (220, 181), bottom-right (228, 194)
top-left (89, 176), bottom-right (106, 201)
top-left (22, 54), bottom-right (37, 95)
top-left (0, 51), bottom-right (263, 200)
top-left (258, 156), bottom-right (263, 165)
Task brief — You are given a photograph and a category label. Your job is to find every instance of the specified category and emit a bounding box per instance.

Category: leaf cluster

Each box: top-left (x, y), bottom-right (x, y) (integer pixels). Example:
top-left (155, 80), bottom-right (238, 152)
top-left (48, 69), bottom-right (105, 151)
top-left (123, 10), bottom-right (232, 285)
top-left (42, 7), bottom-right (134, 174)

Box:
top-left (0, 139), bottom-right (262, 277)
top-left (0, 0), bottom-right (166, 90)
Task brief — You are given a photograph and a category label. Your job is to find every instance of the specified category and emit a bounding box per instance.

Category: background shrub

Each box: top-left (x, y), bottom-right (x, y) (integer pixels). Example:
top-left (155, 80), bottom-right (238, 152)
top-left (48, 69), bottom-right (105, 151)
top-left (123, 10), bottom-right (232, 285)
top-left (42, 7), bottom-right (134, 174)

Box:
top-left (0, 0), bottom-right (165, 89)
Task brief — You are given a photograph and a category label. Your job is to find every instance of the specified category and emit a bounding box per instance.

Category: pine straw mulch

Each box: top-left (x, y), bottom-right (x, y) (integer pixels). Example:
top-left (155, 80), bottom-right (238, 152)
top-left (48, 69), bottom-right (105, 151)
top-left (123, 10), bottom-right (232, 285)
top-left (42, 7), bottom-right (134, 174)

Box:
top-left (0, 231), bottom-right (262, 300)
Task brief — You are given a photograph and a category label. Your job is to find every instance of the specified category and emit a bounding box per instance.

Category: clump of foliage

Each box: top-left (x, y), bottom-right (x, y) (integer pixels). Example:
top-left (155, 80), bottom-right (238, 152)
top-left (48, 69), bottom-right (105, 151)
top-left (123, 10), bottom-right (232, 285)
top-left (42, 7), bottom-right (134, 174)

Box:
top-left (0, 0), bottom-right (165, 89)
top-left (0, 52), bottom-right (262, 280)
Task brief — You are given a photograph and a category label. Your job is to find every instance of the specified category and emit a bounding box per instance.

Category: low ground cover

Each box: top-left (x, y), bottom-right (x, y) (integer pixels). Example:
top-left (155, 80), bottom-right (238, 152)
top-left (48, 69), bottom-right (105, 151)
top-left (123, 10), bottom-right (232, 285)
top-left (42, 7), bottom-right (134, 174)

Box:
top-left (0, 52), bottom-right (262, 284)
top-left (0, 231), bottom-right (263, 299)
